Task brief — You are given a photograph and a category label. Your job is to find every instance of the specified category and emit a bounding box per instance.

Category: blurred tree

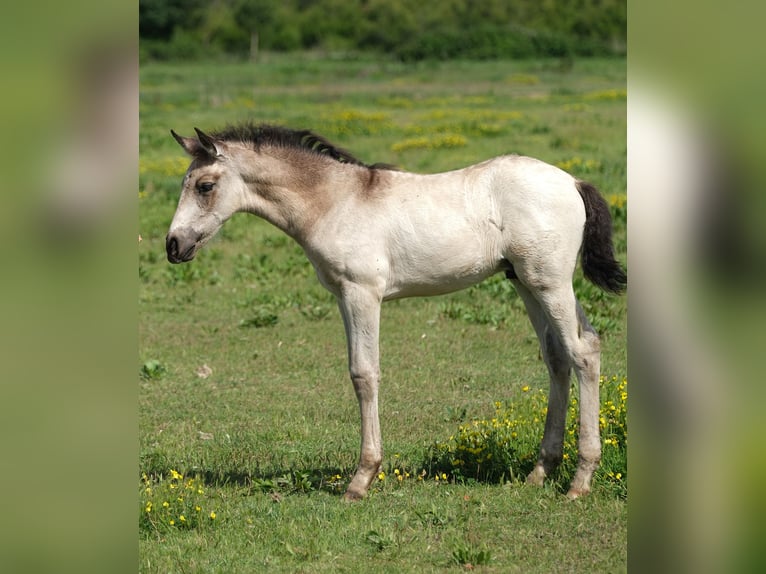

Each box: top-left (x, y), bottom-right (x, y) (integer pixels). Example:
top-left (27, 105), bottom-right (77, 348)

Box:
top-left (299, 0), bottom-right (364, 50)
top-left (139, 0), bottom-right (207, 40)
top-left (139, 0), bottom-right (626, 60)
top-left (357, 0), bottom-right (418, 53)
top-left (236, 0), bottom-right (302, 52)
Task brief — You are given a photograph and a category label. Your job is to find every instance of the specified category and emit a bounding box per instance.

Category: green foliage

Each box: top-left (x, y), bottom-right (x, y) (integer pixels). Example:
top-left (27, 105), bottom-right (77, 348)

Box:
top-left (140, 0), bottom-right (207, 39)
top-left (365, 529), bottom-right (394, 552)
top-left (140, 359), bottom-right (166, 380)
top-left (139, 0), bottom-right (626, 61)
top-left (397, 24), bottom-right (575, 62)
top-left (239, 307), bottom-right (279, 328)
top-left (426, 376), bottom-right (628, 498)
top-left (140, 470), bottom-right (218, 536)
top-left (451, 541), bottom-right (492, 566)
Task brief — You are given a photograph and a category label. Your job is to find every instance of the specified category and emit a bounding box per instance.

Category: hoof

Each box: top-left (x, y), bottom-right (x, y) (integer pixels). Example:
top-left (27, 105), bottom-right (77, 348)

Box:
top-left (525, 466), bottom-right (546, 487)
top-left (342, 488), bottom-right (366, 502)
top-left (565, 487), bottom-right (589, 500)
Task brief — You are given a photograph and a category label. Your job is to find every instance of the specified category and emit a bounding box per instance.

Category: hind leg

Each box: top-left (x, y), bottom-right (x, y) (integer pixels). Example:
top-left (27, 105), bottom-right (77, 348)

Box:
top-left (565, 300), bottom-right (602, 499)
top-left (511, 280), bottom-right (573, 485)
top-left (534, 285), bottom-right (602, 499)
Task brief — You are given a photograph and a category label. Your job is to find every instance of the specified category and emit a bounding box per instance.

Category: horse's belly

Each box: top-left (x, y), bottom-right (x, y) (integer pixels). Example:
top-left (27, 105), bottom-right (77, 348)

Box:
top-left (381, 217), bottom-right (503, 299)
top-left (382, 252), bottom-right (499, 300)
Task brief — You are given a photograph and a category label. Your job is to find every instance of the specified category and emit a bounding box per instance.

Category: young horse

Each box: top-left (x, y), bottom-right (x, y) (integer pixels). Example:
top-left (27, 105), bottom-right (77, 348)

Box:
top-left (166, 123), bottom-right (626, 501)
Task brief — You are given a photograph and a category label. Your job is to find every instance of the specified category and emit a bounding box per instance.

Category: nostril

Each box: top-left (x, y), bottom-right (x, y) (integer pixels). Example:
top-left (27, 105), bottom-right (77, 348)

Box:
top-left (166, 235), bottom-right (179, 258)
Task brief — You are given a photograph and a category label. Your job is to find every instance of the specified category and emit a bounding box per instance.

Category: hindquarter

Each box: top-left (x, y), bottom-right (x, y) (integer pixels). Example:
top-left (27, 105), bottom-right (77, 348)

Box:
top-left (491, 156), bottom-right (587, 289)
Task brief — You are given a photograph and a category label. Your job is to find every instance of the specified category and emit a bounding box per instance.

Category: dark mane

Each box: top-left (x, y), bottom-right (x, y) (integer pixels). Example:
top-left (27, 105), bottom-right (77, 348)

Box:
top-left (212, 122), bottom-right (394, 170)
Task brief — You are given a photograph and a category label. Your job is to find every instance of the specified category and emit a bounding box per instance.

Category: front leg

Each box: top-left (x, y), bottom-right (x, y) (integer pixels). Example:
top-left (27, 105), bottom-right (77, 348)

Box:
top-left (337, 285), bottom-right (383, 501)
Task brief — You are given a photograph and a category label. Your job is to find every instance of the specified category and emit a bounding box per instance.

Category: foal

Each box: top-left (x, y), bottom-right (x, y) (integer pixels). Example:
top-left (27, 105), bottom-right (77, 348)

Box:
top-left (165, 123), bottom-right (626, 500)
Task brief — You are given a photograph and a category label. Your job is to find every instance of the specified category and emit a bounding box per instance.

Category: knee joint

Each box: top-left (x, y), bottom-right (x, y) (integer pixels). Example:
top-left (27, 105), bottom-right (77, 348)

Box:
top-left (350, 368), bottom-right (379, 399)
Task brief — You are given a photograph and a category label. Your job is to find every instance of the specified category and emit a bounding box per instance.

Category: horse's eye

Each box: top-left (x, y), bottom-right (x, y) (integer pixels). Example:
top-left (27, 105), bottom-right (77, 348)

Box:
top-left (197, 181), bottom-right (215, 193)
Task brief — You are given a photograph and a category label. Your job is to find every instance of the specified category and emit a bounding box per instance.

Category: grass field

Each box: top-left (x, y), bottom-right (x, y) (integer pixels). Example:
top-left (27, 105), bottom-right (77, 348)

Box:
top-left (139, 53), bottom-right (626, 572)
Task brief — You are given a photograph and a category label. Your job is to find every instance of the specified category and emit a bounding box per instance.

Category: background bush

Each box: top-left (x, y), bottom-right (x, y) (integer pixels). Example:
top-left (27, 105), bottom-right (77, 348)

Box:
top-left (139, 0), bottom-right (626, 61)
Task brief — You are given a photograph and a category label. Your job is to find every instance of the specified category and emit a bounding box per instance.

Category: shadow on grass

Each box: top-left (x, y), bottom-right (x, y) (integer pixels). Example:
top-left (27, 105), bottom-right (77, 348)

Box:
top-left (141, 449), bottom-right (580, 498)
top-left (140, 450), bottom-right (353, 495)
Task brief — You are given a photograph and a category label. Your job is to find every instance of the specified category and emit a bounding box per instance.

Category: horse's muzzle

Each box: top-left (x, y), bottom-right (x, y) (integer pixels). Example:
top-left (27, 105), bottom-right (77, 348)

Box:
top-left (166, 230), bottom-right (198, 264)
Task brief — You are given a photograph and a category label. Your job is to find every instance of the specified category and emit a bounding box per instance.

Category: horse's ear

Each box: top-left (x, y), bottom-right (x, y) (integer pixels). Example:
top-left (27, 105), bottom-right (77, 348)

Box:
top-left (194, 128), bottom-right (224, 158)
top-left (171, 129), bottom-right (202, 156)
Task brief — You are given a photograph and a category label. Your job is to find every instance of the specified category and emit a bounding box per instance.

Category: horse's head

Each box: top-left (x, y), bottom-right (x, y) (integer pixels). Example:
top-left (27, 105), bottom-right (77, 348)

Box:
top-left (165, 128), bottom-right (247, 264)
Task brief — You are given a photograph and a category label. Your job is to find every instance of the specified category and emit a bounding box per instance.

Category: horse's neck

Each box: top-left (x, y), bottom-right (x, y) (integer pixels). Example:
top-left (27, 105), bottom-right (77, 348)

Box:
top-left (242, 155), bottom-right (361, 243)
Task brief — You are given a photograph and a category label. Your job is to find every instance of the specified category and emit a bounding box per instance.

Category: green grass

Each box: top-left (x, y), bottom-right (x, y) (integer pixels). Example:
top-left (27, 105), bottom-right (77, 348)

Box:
top-left (140, 479), bottom-right (626, 573)
top-left (139, 54), bottom-right (626, 572)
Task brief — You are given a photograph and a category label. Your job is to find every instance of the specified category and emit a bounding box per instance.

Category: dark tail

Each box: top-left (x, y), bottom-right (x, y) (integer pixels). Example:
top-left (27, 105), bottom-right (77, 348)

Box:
top-left (575, 180), bottom-right (627, 294)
